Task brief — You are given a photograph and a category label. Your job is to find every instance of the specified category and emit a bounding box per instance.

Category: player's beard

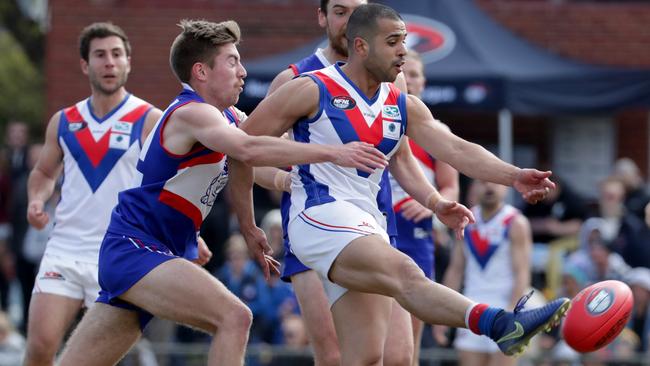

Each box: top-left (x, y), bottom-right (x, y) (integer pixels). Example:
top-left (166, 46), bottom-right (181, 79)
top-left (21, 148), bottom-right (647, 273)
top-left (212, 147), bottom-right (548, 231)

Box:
top-left (89, 71), bottom-right (129, 96)
top-left (327, 27), bottom-right (348, 58)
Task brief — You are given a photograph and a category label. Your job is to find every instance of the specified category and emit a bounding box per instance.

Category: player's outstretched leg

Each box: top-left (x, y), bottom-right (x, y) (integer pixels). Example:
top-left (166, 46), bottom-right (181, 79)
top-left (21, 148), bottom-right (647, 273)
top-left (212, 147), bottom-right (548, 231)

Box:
top-left (328, 235), bottom-right (570, 358)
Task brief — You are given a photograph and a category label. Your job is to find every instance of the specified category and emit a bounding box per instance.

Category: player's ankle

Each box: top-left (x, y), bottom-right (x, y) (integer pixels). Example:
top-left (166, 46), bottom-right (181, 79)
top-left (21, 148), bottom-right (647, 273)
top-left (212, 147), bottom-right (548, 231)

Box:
top-left (465, 303), bottom-right (504, 337)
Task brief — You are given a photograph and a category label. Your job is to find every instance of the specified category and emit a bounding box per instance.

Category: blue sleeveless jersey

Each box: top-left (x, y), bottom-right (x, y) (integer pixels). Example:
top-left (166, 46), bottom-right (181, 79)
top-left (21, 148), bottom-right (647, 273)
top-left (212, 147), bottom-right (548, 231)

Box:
top-left (106, 86), bottom-right (229, 259)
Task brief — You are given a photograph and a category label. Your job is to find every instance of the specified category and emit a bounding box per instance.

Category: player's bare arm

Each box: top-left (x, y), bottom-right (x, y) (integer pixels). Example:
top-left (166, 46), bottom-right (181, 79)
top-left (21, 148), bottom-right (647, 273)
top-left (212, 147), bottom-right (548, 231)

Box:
top-left (509, 214), bottom-right (532, 308)
top-left (405, 95), bottom-right (554, 203)
top-left (27, 112), bottom-right (64, 229)
top-left (390, 138), bottom-right (474, 236)
top-left (253, 167), bottom-right (291, 193)
top-left (140, 107), bottom-right (163, 144)
top-left (433, 123), bottom-right (460, 201)
top-left (266, 68), bottom-right (296, 96)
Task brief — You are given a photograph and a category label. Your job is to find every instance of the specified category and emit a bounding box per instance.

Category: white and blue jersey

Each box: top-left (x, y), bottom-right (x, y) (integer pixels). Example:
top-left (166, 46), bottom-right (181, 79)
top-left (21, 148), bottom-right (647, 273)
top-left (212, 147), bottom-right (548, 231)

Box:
top-left (288, 63), bottom-right (407, 226)
top-left (463, 204), bottom-right (517, 304)
top-left (97, 85), bottom-right (234, 324)
top-left (389, 139), bottom-right (437, 277)
top-left (280, 52), bottom-right (398, 281)
top-left (49, 94), bottom-right (151, 264)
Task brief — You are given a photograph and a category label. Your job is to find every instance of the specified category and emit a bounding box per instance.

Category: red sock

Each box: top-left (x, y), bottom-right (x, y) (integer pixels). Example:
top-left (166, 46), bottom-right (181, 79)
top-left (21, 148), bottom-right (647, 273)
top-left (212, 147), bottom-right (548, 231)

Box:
top-left (467, 303), bottom-right (489, 335)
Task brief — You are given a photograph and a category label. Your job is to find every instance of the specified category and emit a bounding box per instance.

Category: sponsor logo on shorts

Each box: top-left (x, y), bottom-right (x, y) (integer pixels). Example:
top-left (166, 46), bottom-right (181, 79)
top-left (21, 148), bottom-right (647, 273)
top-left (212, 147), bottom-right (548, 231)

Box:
top-left (331, 96), bottom-right (356, 110)
top-left (41, 271), bottom-right (65, 281)
top-left (358, 221), bottom-right (375, 229)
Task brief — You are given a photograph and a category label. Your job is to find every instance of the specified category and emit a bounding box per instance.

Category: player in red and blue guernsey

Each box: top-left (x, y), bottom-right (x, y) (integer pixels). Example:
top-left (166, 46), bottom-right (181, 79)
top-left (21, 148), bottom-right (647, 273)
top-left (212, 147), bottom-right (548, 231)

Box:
top-left (58, 19), bottom-right (388, 366)
top-left (236, 4), bottom-right (570, 364)
top-left (264, 1), bottom-right (431, 364)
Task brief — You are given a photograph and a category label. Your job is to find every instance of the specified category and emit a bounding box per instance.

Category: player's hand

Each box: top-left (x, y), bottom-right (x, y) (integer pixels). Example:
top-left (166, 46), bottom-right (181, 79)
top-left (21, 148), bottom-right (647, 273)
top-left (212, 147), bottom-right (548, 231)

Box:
top-left (400, 199), bottom-right (433, 223)
top-left (241, 225), bottom-right (280, 281)
top-left (513, 169), bottom-right (556, 204)
top-left (433, 325), bottom-right (449, 346)
top-left (27, 200), bottom-right (49, 230)
top-left (433, 199), bottom-right (475, 240)
top-left (334, 142), bottom-right (388, 174)
top-left (192, 236), bottom-right (213, 266)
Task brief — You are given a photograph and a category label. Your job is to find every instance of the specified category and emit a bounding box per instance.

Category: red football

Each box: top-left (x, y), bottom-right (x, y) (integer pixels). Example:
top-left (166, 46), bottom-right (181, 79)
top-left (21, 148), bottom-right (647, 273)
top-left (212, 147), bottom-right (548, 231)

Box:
top-left (562, 280), bottom-right (634, 353)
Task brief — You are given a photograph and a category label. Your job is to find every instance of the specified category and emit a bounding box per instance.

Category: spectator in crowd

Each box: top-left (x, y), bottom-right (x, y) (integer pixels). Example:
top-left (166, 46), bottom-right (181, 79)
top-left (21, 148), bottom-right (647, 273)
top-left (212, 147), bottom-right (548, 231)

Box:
top-left (281, 314), bottom-right (309, 349)
top-left (0, 311), bottom-right (25, 365)
top-left (523, 177), bottom-right (588, 245)
top-left (613, 157), bottom-right (650, 221)
top-left (260, 209), bottom-right (283, 262)
top-left (566, 217), bottom-right (630, 284)
top-left (3, 121), bottom-right (30, 181)
top-left (598, 177), bottom-right (650, 268)
top-left (627, 267), bottom-right (650, 352)
top-left (0, 154), bottom-right (11, 314)
top-left (216, 233), bottom-right (270, 344)
top-left (1, 122), bottom-right (31, 327)
top-left (10, 143), bottom-right (45, 330)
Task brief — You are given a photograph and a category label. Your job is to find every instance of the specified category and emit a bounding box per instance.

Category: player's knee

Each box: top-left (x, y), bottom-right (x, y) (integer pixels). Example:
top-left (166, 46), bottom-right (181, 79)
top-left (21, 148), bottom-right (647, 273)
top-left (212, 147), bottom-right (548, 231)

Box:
top-left (314, 352), bottom-right (341, 366)
top-left (395, 258), bottom-right (426, 295)
top-left (25, 334), bottom-right (58, 364)
top-left (220, 302), bottom-right (253, 334)
top-left (383, 347), bottom-right (413, 366)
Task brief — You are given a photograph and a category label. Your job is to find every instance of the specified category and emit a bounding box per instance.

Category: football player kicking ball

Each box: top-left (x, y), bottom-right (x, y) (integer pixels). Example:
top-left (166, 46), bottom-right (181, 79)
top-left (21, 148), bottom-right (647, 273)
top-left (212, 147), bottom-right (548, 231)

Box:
top-left (233, 4), bottom-right (570, 365)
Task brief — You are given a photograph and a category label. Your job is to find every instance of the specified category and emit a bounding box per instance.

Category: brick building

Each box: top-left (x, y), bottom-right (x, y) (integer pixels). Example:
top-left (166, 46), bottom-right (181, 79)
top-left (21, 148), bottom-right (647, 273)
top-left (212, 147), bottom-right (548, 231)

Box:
top-left (46, 0), bottom-right (650, 196)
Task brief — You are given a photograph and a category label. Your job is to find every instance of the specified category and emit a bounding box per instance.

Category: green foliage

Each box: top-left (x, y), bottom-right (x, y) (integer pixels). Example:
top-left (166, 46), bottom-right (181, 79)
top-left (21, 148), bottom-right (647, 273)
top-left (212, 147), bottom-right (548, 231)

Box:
top-left (0, 31), bottom-right (43, 134)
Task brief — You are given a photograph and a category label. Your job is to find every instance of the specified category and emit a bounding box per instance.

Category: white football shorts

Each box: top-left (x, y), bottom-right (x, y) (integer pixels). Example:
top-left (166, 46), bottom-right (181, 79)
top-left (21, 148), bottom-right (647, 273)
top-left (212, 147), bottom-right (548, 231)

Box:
top-left (288, 199), bottom-right (389, 306)
top-left (33, 252), bottom-right (100, 308)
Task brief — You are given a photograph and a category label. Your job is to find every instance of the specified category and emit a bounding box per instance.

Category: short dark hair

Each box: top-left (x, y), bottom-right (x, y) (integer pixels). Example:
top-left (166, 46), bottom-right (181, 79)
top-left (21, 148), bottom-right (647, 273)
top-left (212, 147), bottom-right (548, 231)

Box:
top-left (320, 0), bottom-right (329, 14)
top-left (169, 19), bottom-right (241, 83)
top-left (79, 22), bottom-right (131, 62)
top-left (346, 3), bottom-right (402, 48)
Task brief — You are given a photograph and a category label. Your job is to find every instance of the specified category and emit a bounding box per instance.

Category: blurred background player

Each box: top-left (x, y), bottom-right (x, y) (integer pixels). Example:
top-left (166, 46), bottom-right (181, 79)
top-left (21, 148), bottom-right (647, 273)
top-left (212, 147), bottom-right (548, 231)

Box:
top-left (434, 180), bottom-right (532, 366)
top-left (389, 49), bottom-right (460, 365)
top-left (23, 22), bottom-right (162, 366)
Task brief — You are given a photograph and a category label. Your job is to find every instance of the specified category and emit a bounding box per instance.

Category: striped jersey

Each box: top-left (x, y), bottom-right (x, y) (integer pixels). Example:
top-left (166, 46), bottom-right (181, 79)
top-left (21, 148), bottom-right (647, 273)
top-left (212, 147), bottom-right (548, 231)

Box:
top-left (107, 85), bottom-right (238, 259)
top-left (288, 63), bottom-right (407, 225)
top-left (463, 204), bottom-right (518, 303)
top-left (48, 94), bottom-right (152, 263)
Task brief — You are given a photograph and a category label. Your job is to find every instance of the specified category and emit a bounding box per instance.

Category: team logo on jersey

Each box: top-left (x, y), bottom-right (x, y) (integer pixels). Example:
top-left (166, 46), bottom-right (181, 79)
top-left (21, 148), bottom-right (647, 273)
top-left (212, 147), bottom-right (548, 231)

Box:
top-left (382, 121), bottom-right (401, 140)
top-left (331, 96), bottom-right (356, 110)
top-left (201, 170), bottom-right (229, 207)
top-left (382, 105), bottom-right (401, 120)
top-left (113, 121), bottom-right (133, 134)
top-left (109, 133), bottom-right (130, 150)
top-left (68, 122), bottom-right (87, 132)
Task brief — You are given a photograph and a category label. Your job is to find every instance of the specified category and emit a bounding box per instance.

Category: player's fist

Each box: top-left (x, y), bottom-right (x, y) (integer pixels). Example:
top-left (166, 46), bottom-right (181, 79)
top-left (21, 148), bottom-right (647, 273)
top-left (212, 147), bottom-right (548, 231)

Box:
top-left (27, 200), bottom-right (49, 230)
top-left (433, 199), bottom-right (475, 239)
top-left (513, 169), bottom-right (555, 204)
